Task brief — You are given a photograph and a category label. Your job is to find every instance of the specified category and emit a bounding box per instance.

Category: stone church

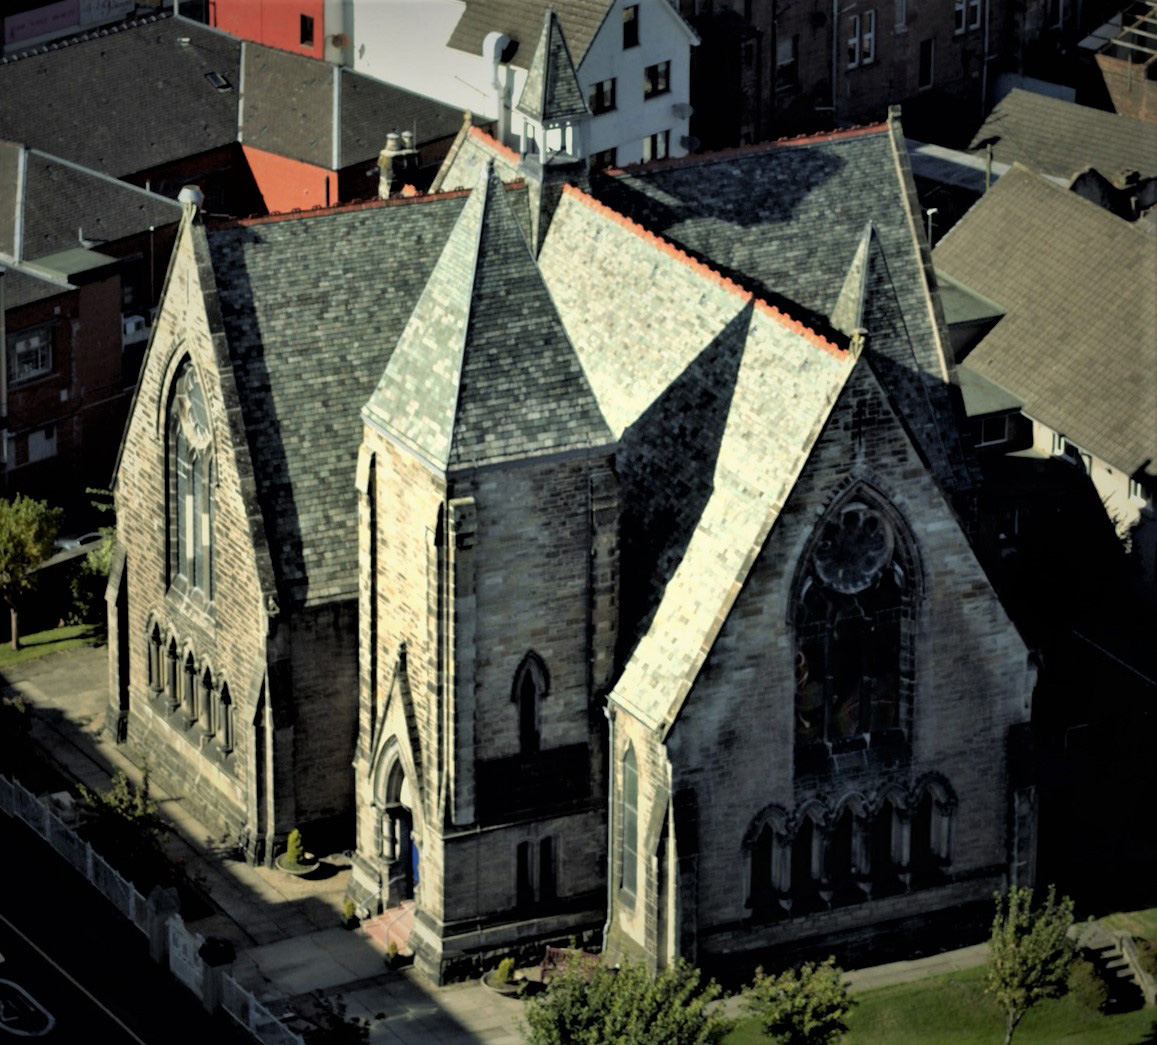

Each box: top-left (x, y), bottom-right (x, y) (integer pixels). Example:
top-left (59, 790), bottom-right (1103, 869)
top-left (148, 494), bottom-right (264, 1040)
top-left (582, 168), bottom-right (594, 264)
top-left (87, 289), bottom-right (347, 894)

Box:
top-left (107, 16), bottom-right (1035, 983)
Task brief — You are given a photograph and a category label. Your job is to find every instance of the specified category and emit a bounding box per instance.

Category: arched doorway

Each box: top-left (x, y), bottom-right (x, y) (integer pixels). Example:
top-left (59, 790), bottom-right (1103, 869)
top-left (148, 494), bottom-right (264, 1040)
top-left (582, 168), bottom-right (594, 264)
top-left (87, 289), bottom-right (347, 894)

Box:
top-left (382, 758), bottom-right (417, 907)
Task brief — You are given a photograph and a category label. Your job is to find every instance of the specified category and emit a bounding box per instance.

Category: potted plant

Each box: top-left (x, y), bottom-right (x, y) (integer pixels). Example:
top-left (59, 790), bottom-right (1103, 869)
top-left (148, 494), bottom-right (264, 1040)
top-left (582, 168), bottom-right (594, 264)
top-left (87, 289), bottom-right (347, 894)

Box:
top-left (275, 827), bottom-right (320, 876)
top-left (481, 957), bottom-right (521, 995)
top-left (340, 899), bottom-right (359, 930)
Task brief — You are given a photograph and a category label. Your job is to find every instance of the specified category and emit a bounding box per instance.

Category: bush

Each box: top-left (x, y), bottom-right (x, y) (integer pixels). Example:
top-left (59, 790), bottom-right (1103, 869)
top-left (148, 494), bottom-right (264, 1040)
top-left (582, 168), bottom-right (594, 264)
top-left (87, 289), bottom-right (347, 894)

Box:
top-left (745, 957), bottom-right (854, 1045)
top-left (1067, 957), bottom-right (1108, 1012)
top-left (1137, 938), bottom-right (1157, 980)
top-left (494, 957), bottom-right (516, 985)
top-left (285, 827), bottom-right (305, 866)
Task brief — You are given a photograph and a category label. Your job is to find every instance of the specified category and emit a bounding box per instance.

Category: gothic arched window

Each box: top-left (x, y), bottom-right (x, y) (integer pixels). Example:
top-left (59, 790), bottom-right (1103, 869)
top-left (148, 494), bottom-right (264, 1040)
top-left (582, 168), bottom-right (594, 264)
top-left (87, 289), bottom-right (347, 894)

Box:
top-left (621, 744), bottom-right (638, 897)
top-left (512, 652), bottom-right (548, 755)
top-left (794, 495), bottom-right (916, 749)
top-left (219, 683), bottom-right (233, 753)
top-left (168, 360), bottom-right (214, 596)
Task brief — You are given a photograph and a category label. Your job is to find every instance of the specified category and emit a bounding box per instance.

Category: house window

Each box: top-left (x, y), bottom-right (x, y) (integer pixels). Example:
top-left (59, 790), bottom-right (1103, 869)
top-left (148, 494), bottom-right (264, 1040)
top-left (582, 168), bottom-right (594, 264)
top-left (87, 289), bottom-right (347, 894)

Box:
top-left (591, 147), bottom-right (618, 170)
top-left (183, 652), bottom-right (197, 723)
top-left (644, 61), bottom-right (670, 99)
top-left (954, 0), bottom-right (979, 32)
top-left (623, 4), bottom-right (639, 48)
top-left (7, 325), bottom-right (52, 385)
top-left (513, 652), bottom-right (548, 755)
top-left (27, 426), bottom-right (56, 463)
top-left (201, 668), bottom-right (215, 734)
top-left (775, 34), bottom-right (799, 88)
top-left (642, 129), bottom-right (669, 163)
top-left (589, 77), bottom-right (617, 114)
top-left (976, 414), bottom-right (1010, 447)
top-left (895, 0), bottom-right (907, 30)
top-left (794, 497), bottom-right (916, 750)
top-left (918, 38), bottom-right (934, 87)
top-left (621, 745), bottom-right (638, 897)
top-left (1048, 0), bottom-right (1064, 26)
top-left (300, 14), bottom-right (314, 46)
top-left (861, 10), bottom-right (877, 63)
top-left (167, 639), bottom-right (179, 709)
top-left (168, 360), bottom-right (214, 595)
top-left (539, 836), bottom-right (556, 901)
top-left (847, 14), bottom-right (860, 67)
top-left (148, 625), bottom-right (163, 695)
top-left (516, 841), bottom-right (534, 909)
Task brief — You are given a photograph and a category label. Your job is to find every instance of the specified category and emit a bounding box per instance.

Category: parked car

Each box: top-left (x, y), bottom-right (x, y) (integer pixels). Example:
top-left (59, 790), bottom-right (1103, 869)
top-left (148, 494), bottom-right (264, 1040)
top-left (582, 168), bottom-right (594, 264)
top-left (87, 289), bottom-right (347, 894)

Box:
top-left (53, 531), bottom-right (104, 552)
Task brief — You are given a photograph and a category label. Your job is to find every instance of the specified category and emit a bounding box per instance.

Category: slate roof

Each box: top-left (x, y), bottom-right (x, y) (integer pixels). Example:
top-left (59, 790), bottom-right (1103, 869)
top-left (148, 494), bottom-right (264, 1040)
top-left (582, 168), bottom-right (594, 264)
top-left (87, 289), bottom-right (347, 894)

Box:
top-left (516, 10), bottom-right (590, 124)
top-left (365, 165), bottom-right (611, 470)
top-left (538, 186), bottom-right (853, 730)
top-left (0, 15), bottom-right (241, 179)
top-left (0, 141), bottom-right (182, 309)
top-left (593, 119), bottom-right (973, 493)
top-left (447, 0), bottom-right (612, 67)
top-left (933, 164), bottom-right (1157, 478)
top-left (971, 88), bottom-right (1157, 182)
top-left (206, 194), bottom-right (468, 606)
top-left (240, 43), bottom-right (470, 169)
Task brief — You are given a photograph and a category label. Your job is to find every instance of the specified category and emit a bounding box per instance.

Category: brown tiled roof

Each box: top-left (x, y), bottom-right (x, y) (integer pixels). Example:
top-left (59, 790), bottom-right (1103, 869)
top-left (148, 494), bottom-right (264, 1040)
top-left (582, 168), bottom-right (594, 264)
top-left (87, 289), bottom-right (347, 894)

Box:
top-left (447, 0), bottom-right (612, 66)
top-left (971, 88), bottom-right (1157, 182)
top-left (934, 164), bottom-right (1157, 476)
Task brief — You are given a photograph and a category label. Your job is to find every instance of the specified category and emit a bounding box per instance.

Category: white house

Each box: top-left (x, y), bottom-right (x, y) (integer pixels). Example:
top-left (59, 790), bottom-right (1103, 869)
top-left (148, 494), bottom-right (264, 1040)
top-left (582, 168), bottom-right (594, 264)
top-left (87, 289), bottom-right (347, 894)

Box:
top-left (346, 0), bottom-right (698, 166)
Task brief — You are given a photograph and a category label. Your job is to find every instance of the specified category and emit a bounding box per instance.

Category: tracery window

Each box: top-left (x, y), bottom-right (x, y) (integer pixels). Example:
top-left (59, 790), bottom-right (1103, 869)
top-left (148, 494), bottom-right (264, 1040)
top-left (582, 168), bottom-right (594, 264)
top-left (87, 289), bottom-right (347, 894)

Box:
top-left (794, 496), bottom-right (915, 749)
top-left (219, 684), bottom-right (234, 753)
top-left (168, 360), bottom-right (214, 595)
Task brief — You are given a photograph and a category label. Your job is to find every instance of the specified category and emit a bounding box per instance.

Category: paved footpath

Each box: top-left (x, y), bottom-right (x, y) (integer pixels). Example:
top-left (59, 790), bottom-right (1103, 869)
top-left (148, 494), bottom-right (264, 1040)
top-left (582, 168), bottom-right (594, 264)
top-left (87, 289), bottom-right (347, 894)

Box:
top-left (2, 644), bottom-right (988, 1042)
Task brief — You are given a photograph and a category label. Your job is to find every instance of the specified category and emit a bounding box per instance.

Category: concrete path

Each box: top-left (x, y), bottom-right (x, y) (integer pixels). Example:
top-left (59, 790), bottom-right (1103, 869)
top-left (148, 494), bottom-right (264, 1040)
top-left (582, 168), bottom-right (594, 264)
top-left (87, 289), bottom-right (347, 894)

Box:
top-left (1, 643), bottom-right (989, 1043)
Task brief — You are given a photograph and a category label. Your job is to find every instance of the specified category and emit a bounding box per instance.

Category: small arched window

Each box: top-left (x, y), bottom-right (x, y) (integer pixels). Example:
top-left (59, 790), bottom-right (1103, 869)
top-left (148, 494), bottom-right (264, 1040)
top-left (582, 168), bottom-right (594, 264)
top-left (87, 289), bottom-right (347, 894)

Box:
top-left (147, 624), bottom-right (163, 694)
top-left (168, 360), bottom-right (214, 596)
top-left (166, 639), bottom-right (179, 709)
top-left (512, 652), bottom-right (548, 755)
top-left (201, 667), bottom-right (215, 734)
top-left (183, 651), bottom-right (197, 723)
top-left (621, 744), bottom-right (638, 897)
top-left (219, 683), bottom-right (233, 753)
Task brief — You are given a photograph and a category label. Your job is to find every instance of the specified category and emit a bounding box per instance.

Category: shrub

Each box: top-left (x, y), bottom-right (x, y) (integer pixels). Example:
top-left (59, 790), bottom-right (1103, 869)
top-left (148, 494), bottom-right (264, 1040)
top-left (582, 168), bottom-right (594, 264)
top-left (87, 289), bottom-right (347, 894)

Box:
top-left (1067, 957), bottom-right (1108, 1012)
top-left (341, 899), bottom-right (357, 926)
top-left (1137, 938), bottom-right (1157, 979)
top-left (745, 957), bottom-right (854, 1045)
top-left (285, 827), bottom-right (305, 866)
top-left (494, 957), bottom-right (516, 985)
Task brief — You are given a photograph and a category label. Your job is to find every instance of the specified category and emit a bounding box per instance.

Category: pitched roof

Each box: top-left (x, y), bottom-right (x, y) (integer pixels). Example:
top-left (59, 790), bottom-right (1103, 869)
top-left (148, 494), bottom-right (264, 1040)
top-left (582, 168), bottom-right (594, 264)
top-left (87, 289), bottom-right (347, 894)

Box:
top-left (593, 120), bottom-right (973, 492)
top-left (933, 165), bottom-right (1157, 477)
top-left (538, 186), bottom-right (852, 729)
top-left (206, 194), bottom-right (468, 606)
top-left (515, 9), bottom-right (590, 123)
top-left (0, 15), bottom-right (241, 179)
top-left (0, 141), bottom-right (182, 309)
top-left (240, 42), bottom-right (469, 169)
top-left (447, 0), bottom-right (612, 67)
top-left (364, 164), bottom-right (611, 470)
top-left (971, 88), bottom-right (1157, 182)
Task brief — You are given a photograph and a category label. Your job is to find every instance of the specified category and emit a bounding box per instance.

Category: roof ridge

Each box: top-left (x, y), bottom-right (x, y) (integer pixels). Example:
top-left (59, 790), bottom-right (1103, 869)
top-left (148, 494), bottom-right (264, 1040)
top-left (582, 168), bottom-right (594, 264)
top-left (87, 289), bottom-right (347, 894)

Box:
top-left (466, 126), bottom-right (522, 167)
top-left (0, 10), bottom-right (170, 64)
top-left (209, 188), bottom-right (477, 228)
top-left (561, 184), bottom-right (846, 359)
top-left (611, 121), bottom-right (887, 176)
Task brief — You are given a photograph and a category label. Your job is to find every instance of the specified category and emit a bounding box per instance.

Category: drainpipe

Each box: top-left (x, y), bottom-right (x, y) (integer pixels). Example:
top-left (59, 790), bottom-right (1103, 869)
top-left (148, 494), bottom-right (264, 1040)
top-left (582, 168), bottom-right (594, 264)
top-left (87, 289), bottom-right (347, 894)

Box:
top-left (831, 0), bottom-right (840, 121)
top-left (601, 704), bottom-right (616, 951)
top-left (980, 0), bottom-right (992, 119)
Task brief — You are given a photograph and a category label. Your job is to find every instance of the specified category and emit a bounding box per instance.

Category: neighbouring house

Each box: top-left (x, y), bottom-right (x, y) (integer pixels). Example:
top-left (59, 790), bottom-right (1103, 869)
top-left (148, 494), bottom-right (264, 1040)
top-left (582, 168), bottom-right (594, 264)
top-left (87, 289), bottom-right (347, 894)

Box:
top-left (206, 0), bottom-right (700, 168)
top-left (933, 164), bottom-right (1157, 586)
top-left (0, 140), bottom-right (181, 509)
top-left (2, 0), bottom-right (137, 56)
top-left (0, 11), bottom-right (479, 214)
top-left (108, 108), bottom-right (1035, 985)
top-left (1085, 0), bottom-right (1157, 123)
top-left (680, 0), bottom-right (1098, 147)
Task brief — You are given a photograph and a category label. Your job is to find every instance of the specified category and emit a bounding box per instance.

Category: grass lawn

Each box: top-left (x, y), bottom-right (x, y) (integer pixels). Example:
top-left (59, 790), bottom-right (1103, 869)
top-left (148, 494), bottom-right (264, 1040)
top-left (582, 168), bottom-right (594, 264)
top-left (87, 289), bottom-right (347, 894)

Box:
top-left (0, 623), bottom-right (104, 668)
top-left (724, 965), bottom-right (1157, 1044)
top-left (1099, 908), bottom-right (1157, 942)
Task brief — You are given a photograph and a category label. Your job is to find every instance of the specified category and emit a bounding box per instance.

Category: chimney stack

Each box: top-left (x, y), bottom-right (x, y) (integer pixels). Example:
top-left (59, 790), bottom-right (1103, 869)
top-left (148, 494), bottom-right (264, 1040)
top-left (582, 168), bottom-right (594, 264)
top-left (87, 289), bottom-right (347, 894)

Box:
top-left (378, 132), bottom-right (420, 199)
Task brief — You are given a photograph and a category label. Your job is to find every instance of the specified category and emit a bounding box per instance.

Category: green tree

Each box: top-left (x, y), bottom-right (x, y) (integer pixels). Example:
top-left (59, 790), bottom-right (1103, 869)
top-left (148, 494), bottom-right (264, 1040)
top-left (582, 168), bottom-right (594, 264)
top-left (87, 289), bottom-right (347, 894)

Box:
top-left (744, 957), bottom-right (854, 1045)
top-left (525, 955), bottom-right (732, 1045)
top-left (0, 494), bottom-right (62, 649)
top-left (78, 767), bottom-right (168, 885)
top-left (986, 885), bottom-right (1075, 1045)
top-left (69, 488), bottom-right (115, 625)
